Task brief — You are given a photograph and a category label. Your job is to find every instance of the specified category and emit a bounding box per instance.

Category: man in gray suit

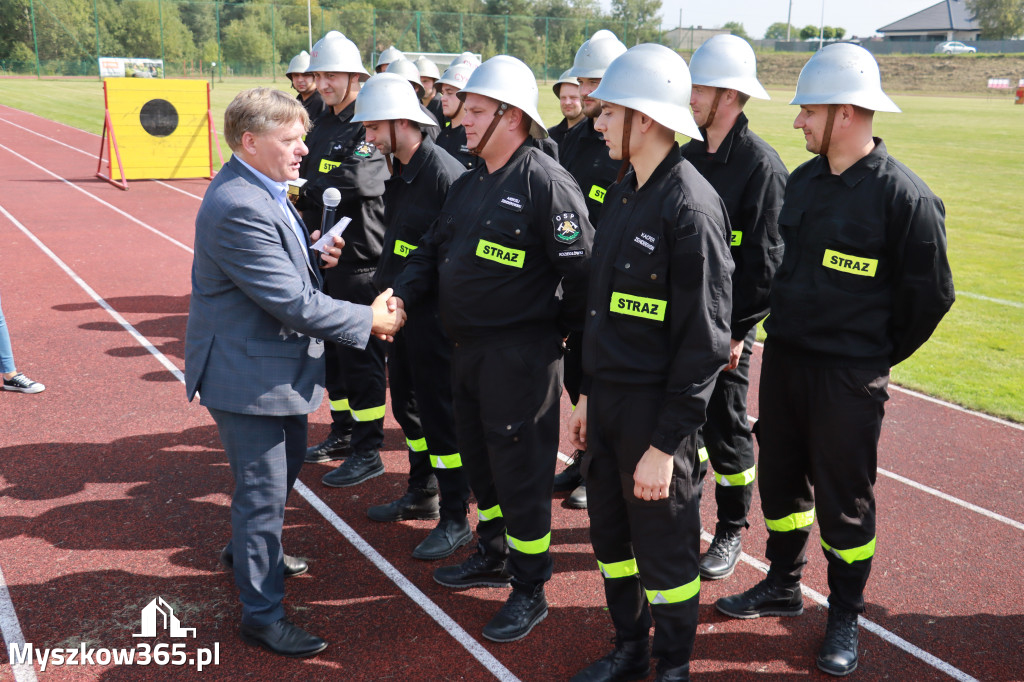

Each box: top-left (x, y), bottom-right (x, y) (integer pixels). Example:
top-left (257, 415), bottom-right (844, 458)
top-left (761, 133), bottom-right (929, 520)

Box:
top-left (185, 88), bottom-right (404, 657)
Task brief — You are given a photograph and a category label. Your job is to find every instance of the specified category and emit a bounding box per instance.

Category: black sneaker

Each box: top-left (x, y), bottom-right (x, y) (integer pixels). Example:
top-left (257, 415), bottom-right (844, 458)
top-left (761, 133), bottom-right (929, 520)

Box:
top-left (413, 516), bottom-right (473, 560)
top-left (320, 450), bottom-right (384, 488)
top-left (433, 546), bottom-right (511, 588)
top-left (481, 582), bottom-right (548, 642)
top-left (305, 432), bottom-right (351, 463)
top-left (570, 638), bottom-right (650, 682)
top-left (553, 453), bottom-right (584, 492)
top-left (2, 373), bottom-right (44, 394)
top-left (367, 489), bottom-right (440, 522)
top-left (715, 578), bottom-right (803, 619)
top-left (698, 530), bottom-right (742, 580)
top-left (816, 605), bottom-right (859, 676)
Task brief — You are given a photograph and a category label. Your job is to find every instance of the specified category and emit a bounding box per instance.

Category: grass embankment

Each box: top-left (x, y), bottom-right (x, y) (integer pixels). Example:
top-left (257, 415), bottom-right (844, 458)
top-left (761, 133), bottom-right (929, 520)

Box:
top-left (1, 76), bottom-right (1021, 422)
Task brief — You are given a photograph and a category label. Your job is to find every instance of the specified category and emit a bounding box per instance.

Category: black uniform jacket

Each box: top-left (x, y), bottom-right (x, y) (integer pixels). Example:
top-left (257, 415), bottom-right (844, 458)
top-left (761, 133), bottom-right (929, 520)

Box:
top-left (436, 124), bottom-right (479, 171)
top-left (372, 137), bottom-right (466, 291)
top-left (297, 103), bottom-right (389, 267)
top-left (582, 144), bottom-right (734, 454)
top-left (393, 141), bottom-right (593, 343)
top-left (298, 90), bottom-right (327, 120)
top-left (425, 95), bottom-right (446, 128)
top-left (558, 117), bottom-right (620, 226)
top-left (682, 113), bottom-right (788, 340)
top-left (547, 117), bottom-right (571, 146)
top-left (765, 139), bottom-right (954, 368)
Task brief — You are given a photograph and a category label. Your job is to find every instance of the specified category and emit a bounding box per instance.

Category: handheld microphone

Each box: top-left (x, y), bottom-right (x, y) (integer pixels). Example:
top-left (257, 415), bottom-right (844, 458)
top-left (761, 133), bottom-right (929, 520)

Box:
top-left (321, 187), bottom-right (341, 235)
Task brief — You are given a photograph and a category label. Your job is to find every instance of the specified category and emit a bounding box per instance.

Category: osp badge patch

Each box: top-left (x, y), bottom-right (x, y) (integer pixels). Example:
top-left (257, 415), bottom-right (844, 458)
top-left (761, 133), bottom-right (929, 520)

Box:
top-left (553, 212), bottom-right (581, 244)
top-left (353, 141), bottom-right (375, 158)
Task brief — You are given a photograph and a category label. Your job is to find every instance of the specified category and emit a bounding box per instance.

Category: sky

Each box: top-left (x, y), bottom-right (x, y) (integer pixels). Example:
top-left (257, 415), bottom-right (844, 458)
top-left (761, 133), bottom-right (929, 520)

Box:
top-left (653, 0), bottom-right (941, 39)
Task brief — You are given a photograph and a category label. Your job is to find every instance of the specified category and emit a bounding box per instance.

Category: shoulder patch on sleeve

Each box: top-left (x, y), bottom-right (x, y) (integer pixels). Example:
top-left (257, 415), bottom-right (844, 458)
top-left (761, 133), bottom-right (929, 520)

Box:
top-left (353, 141), bottom-right (375, 158)
top-left (552, 211), bottom-right (581, 244)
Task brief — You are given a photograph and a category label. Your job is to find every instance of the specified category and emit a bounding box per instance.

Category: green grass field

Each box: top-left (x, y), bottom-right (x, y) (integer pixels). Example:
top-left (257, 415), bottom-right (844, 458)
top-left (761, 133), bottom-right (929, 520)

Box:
top-left (1, 76), bottom-right (1021, 422)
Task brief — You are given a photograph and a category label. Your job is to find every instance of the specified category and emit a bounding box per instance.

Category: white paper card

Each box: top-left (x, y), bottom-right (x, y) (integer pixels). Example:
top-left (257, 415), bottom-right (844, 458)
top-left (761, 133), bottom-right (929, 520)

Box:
top-left (310, 216), bottom-right (352, 253)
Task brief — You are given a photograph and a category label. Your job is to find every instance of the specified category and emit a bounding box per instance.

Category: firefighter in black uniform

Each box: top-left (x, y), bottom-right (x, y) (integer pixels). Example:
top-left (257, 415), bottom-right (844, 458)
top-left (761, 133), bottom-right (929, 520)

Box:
top-left (567, 44), bottom-right (733, 682)
top-left (297, 32), bottom-right (391, 486)
top-left (391, 55), bottom-right (593, 644)
top-left (385, 58), bottom-right (440, 141)
top-left (716, 44), bottom-right (954, 677)
top-left (351, 73), bottom-right (474, 560)
top-left (547, 69), bottom-right (583, 146)
top-left (680, 34), bottom-right (788, 581)
top-left (286, 50), bottom-right (326, 120)
top-left (414, 56), bottom-right (447, 126)
top-left (434, 62), bottom-right (478, 171)
top-left (553, 29), bottom-right (628, 510)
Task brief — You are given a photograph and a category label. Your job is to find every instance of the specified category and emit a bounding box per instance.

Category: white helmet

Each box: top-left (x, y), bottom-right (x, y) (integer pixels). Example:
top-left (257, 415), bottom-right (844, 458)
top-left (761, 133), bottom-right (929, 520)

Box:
top-left (386, 58), bottom-right (425, 98)
top-left (449, 51), bottom-right (482, 68)
top-left (689, 35), bottom-right (769, 100)
top-left (351, 73), bottom-right (437, 127)
top-left (790, 43), bottom-right (900, 112)
top-left (308, 31), bottom-right (369, 80)
top-left (376, 45), bottom-right (404, 70)
top-left (414, 55), bottom-right (441, 80)
top-left (590, 43), bottom-right (702, 140)
top-left (437, 62), bottom-right (475, 90)
top-left (459, 55), bottom-right (547, 138)
top-left (286, 50), bottom-right (310, 77)
top-left (568, 30), bottom-right (626, 79)
top-left (552, 68), bottom-right (579, 97)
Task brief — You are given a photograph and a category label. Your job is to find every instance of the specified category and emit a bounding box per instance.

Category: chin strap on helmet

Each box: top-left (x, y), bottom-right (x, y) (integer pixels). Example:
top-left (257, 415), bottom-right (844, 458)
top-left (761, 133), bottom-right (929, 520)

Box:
top-left (470, 101), bottom-right (508, 156)
top-left (616, 107), bottom-right (633, 182)
top-left (819, 104), bottom-right (838, 157)
top-left (702, 87), bottom-right (724, 130)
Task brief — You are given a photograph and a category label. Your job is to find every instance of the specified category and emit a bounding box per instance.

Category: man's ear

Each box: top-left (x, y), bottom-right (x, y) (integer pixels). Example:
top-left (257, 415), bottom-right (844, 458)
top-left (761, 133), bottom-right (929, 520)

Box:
top-left (241, 130), bottom-right (258, 155)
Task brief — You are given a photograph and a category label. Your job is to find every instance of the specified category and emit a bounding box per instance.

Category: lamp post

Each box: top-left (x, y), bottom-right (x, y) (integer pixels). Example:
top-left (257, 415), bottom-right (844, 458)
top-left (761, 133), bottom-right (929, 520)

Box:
top-left (819, 0), bottom-right (825, 50)
top-left (210, 62), bottom-right (216, 90)
top-left (787, 0), bottom-right (793, 42)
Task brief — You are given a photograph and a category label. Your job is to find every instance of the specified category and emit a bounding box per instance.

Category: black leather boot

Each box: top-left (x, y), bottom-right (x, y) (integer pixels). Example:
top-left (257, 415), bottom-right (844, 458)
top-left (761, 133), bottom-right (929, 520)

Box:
top-left (554, 453), bottom-right (584, 491)
top-left (304, 431), bottom-right (351, 463)
top-left (569, 638), bottom-right (650, 682)
top-left (715, 577), bottom-right (803, 619)
top-left (698, 529), bottom-right (742, 579)
top-left (816, 605), bottom-right (859, 676)
top-left (654, 660), bottom-right (690, 681)
top-left (367, 488), bottom-right (440, 522)
top-left (412, 515), bottom-right (473, 560)
top-left (481, 580), bottom-right (548, 642)
top-left (433, 545), bottom-right (511, 588)
top-left (321, 450), bottom-right (384, 487)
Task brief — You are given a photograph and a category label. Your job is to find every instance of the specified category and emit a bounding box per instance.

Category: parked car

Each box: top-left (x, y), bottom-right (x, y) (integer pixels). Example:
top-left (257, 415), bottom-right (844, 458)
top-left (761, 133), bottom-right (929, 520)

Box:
top-left (935, 41), bottom-right (977, 54)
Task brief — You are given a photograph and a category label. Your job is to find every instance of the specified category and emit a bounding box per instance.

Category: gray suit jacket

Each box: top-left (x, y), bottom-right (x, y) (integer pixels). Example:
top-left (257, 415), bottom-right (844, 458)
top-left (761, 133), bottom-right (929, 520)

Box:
top-left (185, 156), bottom-right (372, 416)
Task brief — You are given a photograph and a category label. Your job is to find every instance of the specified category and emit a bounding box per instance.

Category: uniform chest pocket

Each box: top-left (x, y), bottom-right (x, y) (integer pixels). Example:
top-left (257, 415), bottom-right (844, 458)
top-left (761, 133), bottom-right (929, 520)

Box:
top-left (609, 254), bottom-right (669, 325)
top-left (475, 210), bottom-right (531, 269)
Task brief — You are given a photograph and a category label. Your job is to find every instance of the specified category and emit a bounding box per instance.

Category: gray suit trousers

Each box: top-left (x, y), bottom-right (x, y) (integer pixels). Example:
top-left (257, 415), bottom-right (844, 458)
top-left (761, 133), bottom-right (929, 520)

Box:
top-left (208, 407), bottom-right (307, 626)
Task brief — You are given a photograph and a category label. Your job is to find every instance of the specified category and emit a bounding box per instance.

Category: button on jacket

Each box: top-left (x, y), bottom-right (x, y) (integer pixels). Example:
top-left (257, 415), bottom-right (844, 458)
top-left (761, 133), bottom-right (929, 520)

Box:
top-left (372, 136), bottom-right (466, 291)
top-left (682, 112), bottom-right (787, 340)
top-left (558, 118), bottom-right (620, 225)
top-left (393, 142), bottom-right (593, 342)
top-left (297, 102), bottom-right (389, 266)
top-left (765, 138), bottom-right (955, 368)
top-left (582, 144), bottom-right (734, 454)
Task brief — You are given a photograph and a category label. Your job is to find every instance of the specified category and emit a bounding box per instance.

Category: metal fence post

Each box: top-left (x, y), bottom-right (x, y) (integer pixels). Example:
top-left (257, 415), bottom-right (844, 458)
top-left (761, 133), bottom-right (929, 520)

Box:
top-left (93, 0), bottom-right (100, 78)
top-left (29, 0), bottom-right (41, 78)
top-left (271, 4), bottom-right (276, 81)
top-left (158, 0), bottom-right (166, 76)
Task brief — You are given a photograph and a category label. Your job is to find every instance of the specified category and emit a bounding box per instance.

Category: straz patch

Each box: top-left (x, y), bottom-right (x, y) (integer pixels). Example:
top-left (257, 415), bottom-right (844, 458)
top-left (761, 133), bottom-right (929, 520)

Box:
top-left (499, 193), bottom-right (526, 213)
top-left (631, 230), bottom-right (658, 255)
top-left (353, 141), bottom-right (375, 158)
top-left (611, 292), bottom-right (667, 321)
top-left (557, 249), bottom-right (585, 258)
top-left (822, 249), bottom-right (877, 277)
top-left (394, 240), bottom-right (417, 258)
top-left (553, 212), bottom-right (582, 244)
top-left (588, 185), bottom-right (607, 203)
top-left (476, 239), bottom-right (525, 268)
top-left (731, 230), bottom-right (743, 246)
top-left (319, 159), bottom-right (341, 173)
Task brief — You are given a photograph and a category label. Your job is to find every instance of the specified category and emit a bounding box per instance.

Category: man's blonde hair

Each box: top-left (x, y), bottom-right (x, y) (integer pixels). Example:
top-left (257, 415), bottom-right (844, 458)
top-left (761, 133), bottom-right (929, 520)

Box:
top-left (224, 87), bottom-right (311, 151)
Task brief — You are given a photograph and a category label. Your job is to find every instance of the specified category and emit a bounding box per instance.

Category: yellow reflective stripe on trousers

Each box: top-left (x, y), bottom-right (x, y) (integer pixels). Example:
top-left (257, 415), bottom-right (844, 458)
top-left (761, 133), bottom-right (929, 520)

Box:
top-left (765, 508), bottom-right (815, 533)
top-left (476, 239), bottom-right (525, 268)
top-left (430, 453), bottom-right (463, 469)
top-left (598, 558), bottom-right (639, 579)
top-left (329, 398), bottom-right (350, 412)
top-left (610, 292), bottom-right (667, 321)
top-left (822, 249), bottom-right (878, 277)
top-left (588, 184), bottom-right (607, 203)
top-left (697, 447), bottom-right (709, 463)
top-left (645, 575), bottom-right (700, 604)
top-left (821, 536), bottom-right (876, 563)
top-left (394, 240), bottom-right (417, 257)
top-left (714, 465), bottom-right (756, 487)
top-left (506, 531), bottom-right (551, 554)
top-left (478, 504), bottom-right (502, 522)
top-left (351, 404), bottom-right (386, 422)
top-left (406, 437), bottom-right (428, 452)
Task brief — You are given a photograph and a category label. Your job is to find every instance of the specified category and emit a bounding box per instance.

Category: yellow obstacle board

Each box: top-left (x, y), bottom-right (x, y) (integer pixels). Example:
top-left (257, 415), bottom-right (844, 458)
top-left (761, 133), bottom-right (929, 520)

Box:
top-left (104, 78), bottom-right (211, 180)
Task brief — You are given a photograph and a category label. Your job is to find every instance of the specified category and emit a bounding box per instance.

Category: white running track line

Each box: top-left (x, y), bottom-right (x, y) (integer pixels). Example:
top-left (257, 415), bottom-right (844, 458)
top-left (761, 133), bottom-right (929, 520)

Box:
top-left (0, 562), bottom-right (37, 682)
top-left (3, 124), bottom-right (1021, 533)
top-left (0, 201), bottom-right (980, 682)
top-left (700, 531), bottom-right (979, 682)
top-left (0, 202), bottom-right (520, 682)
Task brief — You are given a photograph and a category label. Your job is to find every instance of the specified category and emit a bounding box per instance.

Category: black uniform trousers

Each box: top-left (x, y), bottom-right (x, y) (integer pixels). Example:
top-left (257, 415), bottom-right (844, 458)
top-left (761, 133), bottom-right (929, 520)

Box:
top-left (758, 341), bottom-right (889, 613)
top-left (697, 328), bottom-right (757, 534)
top-left (323, 266), bottom-right (386, 453)
top-left (451, 331), bottom-right (563, 586)
top-left (388, 301), bottom-right (471, 516)
top-left (583, 380), bottom-right (702, 667)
